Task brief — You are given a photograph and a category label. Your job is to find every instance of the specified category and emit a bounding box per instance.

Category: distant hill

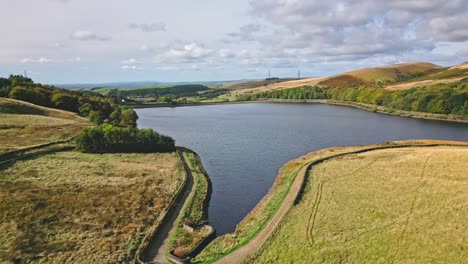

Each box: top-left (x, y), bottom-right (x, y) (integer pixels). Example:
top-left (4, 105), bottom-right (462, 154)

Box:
top-left (235, 62), bottom-right (468, 94)
top-left (56, 80), bottom-right (253, 90)
top-left (318, 62), bottom-right (441, 87)
top-left (56, 81), bottom-right (164, 90)
top-left (214, 78), bottom-right (297, 90)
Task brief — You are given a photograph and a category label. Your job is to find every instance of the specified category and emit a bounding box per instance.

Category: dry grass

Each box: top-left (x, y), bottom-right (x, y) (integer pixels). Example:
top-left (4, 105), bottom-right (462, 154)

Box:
top-left (0, 151), bottom-right (183, 263)
top-left (0, 98), bottom-right (90, 153)
top-left (233, 77), bottom-right (325, 95)
top-left (384, 77), bottom-right (465, 90)
top-left (194, 143), bottom-right (384, 264)
top-left (234, 62), bottom-right (440, 94)
top-left (343, 62), bottom-right (439, 82)
top-left (251, 145), bottom-right (468, 263)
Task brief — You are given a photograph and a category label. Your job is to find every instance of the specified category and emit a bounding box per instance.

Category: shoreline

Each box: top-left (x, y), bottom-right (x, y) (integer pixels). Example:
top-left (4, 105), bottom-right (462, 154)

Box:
top-left (136, 147), bottom-right (213, 264)
top-left (129, 99), bottom-right (468, 124)
top-left (198, 140), bottom-right (468, 263)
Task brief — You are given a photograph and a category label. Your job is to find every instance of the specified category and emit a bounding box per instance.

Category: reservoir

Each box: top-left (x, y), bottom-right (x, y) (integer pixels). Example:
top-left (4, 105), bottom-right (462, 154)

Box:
top-left (136, 103), bottom-right (468, 235)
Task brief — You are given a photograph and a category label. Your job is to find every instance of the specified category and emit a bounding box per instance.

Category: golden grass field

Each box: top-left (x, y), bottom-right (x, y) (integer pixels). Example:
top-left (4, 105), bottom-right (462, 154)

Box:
top-left (0, 98), bottom-right (90, 153)
top-left (0, 151), bottom-right (183, 263)
top-left (250, 145), bottom-right (468, 263)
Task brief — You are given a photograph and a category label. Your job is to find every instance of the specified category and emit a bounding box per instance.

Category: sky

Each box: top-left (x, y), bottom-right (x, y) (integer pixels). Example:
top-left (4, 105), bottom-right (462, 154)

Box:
top-left (1, 0), bottom-right (467, 84)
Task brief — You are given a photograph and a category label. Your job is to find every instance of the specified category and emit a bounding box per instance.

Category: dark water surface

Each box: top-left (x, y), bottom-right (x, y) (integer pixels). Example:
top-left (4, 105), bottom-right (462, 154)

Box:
top-left (136, 103), bottom-right (468, 235)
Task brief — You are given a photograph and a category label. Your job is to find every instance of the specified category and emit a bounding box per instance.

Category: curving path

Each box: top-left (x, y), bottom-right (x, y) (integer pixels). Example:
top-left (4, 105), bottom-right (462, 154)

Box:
top-left (213, 141), bottom-right (468, 264)
top-left (140, 149), bottom-right (194, 264)
top-left (215, 163), bottom-right (310, 264)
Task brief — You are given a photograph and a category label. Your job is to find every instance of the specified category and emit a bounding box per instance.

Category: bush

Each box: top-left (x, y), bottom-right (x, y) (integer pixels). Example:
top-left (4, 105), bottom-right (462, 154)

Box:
top-left (75, 124), bottom-right (175, 153)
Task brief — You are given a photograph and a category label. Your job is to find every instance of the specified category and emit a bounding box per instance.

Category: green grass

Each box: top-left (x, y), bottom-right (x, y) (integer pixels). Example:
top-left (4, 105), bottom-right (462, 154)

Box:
top-left (90, 85), bottom-right (172, 96)
top-left (250, 146), bottom-right (468, 263)
top-left (0, 151), bottom-right (183, 263)
top-left (168, 150), bottom-right (211, 258)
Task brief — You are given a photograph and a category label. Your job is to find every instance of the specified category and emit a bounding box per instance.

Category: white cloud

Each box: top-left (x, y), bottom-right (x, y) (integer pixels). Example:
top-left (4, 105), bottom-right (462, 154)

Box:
top-left (165, 43), bottom-right (213, 62)
top-left (129, 22), bottom-right (166, 32)
top-left (427, 11), bottom-right (468, 41)
top-left (139, 44), bottom-right (152, 52)
top-left (70, 30), bottom-right (111, 41)
top-left (121, 65), bottom-right (144, 70)
top-left (120, 58), bottom-right (140, 64)
top-left (48, 42), bottom-right (65, 48)
top-left (21, 57), bottom-right (53, 64)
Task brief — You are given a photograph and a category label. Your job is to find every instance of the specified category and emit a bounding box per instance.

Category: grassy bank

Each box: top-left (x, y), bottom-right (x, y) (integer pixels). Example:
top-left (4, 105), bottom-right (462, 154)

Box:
top-left (168, 150), bottom-right (212, 259)
top-left (0, 98), bottom-right (90, 154)
top-left (193, 145), bottom-right (359, 263)
top-left (0, 151), bottom-right (183, 263)
top-left (250, 143), bottom-right (468, 263)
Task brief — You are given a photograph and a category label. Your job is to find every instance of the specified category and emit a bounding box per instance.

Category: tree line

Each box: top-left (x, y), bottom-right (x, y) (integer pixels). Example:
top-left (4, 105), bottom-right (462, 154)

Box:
top-left (1, 75), bottom-right (176, 153)
top-left (108, 84), bottom-right (209, 98)
top-left (0, 75), bottom-right (137, 125)
top-left (241, 82), bottom-right (467, 116)
top-left (75, 124), bottom-right (175, 153)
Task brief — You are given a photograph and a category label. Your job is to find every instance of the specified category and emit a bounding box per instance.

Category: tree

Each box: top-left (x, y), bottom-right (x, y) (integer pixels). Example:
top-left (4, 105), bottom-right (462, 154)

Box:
top-left (120, 108), bottom-right (138, 127)
top-left (74, 124), bottom-right (175, 153)
top-left (74, 127), bottom-right (107, 153)
top-left (88, 110), bottom-right (105, 125)
top-left (8, 75), bottom-right (33, 86)
top-left (51, 93), bottom-right (79, 112)
top-left (0, 78), bottom-right (11, 88)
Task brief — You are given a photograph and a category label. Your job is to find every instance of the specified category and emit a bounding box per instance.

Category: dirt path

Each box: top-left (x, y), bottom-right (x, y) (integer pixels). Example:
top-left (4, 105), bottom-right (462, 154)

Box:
top-left (214, 142), bottom-right (467, 264)
top-left (140, 149), bottom-right (194, 264)
top-left (215, 163), bottom-right (310, 264)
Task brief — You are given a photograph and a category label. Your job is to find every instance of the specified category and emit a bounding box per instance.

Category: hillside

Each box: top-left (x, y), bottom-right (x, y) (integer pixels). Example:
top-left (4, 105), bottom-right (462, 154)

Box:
top-left (0, 98), bottom-right (90, 153)
top-left (233, 77), bottom-right (325, 95)
top-left (251, 143), bottom-right (468, 263)
top-left (318, 62), bottom-right (440, 87)
top-left (386, 62), bottom-right (468, 90)
top-left (214, 78), bottom-right (296, 90)
top-left (235, 62), bottom-right (467, 95)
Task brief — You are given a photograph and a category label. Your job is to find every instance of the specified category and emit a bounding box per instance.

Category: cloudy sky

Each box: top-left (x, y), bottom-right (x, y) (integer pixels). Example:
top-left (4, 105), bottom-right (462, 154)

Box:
top-left (1, 0), bottom-right (467, 84)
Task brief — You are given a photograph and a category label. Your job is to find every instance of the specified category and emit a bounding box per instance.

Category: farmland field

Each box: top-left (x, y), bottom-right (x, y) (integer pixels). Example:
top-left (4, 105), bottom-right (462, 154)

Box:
top-left (0, 151), bottom-right (183, 263)
top-left (251, 145), bottom-right (468, 263)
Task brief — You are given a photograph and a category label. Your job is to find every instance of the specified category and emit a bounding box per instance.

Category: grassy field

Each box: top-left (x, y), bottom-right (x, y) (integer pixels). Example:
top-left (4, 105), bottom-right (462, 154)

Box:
top-left (0, 151), bottom-right (183, 263)
top-left (0, 98), bottom-right (90, 153)
top-left (193, 144), bottom-right (374, 263)
top-left (250, 145), bottom-right (468, 263)
top-left (169, 150), bottom-right (211, 258)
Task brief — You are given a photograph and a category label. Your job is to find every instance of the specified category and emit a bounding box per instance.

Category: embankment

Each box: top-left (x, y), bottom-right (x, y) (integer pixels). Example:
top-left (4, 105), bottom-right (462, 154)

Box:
top-left (194, 140), bottom-right (468, 263)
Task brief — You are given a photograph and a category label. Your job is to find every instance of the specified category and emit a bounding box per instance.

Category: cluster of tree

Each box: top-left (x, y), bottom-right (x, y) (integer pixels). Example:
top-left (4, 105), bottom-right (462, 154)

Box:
top-left (250, 83), bottom-right (468, 116)
top-left (0, 75), bottom-right (138, 127)
top-left (107, 84), bottom-right (209, 99)
top-left (75, 124), bottom-right (175, 153)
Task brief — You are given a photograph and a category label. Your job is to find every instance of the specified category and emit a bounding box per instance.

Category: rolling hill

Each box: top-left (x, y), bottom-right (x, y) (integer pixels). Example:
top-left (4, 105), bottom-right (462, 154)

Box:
top-left (0, 98), bottom-right (90, 153)
top-left (235, 62), bottom-right (468, 94)
top-left (318, 62), bottom-right (441, 87)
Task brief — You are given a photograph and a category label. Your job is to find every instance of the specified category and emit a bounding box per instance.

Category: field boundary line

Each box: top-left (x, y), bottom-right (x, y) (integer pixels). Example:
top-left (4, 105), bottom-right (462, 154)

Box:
top-left (391, 152), bottom-right (435, 263)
